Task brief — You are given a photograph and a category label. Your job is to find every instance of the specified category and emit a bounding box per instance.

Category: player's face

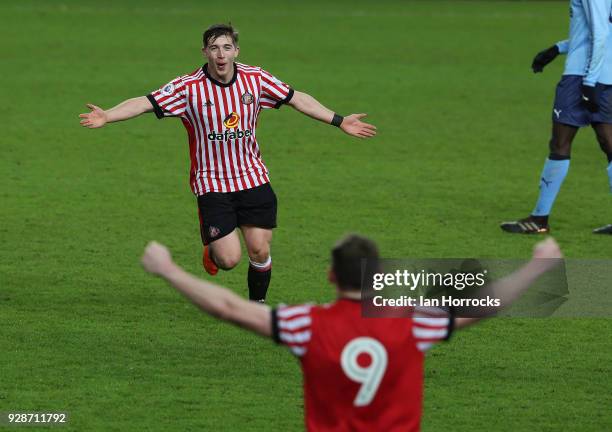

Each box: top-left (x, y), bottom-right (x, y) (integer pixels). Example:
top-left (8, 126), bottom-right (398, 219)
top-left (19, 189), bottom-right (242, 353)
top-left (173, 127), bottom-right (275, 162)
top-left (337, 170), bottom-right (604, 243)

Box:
top-left (203, 35), bottom-right (239, 82)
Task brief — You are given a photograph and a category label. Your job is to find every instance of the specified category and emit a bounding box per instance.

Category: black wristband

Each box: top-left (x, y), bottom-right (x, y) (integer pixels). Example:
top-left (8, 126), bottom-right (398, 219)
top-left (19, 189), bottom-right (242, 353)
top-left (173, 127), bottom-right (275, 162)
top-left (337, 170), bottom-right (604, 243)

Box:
top-left (331, 113), bottom-right (344, 127)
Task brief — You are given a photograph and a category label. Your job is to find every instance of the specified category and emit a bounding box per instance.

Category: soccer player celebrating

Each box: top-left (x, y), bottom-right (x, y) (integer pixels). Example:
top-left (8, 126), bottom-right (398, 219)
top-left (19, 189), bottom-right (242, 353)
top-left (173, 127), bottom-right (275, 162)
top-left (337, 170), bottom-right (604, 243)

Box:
top-left (141, 234), bottom-right (563, 431)
top-left (79, 24), bottom-right (376, 301)
top-left (501, 0), bottom-right (612, 234)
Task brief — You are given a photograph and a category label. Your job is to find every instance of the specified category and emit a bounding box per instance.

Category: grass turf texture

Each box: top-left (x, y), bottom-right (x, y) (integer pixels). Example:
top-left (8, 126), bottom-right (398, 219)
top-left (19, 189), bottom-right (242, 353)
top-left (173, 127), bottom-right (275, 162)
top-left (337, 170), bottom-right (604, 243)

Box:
top-left (1, 0), bottom-right (611, 430)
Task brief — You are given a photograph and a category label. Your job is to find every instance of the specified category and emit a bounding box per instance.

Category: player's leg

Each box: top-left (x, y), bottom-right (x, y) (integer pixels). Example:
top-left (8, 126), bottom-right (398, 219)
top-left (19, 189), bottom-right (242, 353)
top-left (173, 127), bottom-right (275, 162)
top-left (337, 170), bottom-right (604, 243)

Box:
top-left (207, 231), bottom-right (242, 270)
top-left (531, 121), bottom-right (576, 219)
top-left (500, 122), bottom-right (577, 234)
top-left (501, 75), bottom-right (585, 234)
top-left (241, 226), bottom-right (273, 302)
top-left (197, 192), bottom-right (242, 274)
top-left (592, 122), bottom-right (612, 182)
top-left (235, 183), bottom-right (277, 302)
top-left (591, 93), bottom-right (612, 234)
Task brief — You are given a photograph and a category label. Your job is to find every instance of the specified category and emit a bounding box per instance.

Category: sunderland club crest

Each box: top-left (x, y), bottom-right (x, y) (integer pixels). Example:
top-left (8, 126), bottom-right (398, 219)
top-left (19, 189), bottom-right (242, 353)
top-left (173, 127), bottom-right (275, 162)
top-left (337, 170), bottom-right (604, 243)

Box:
top-left (241, 91), bottom-right (254, 105)
top-left (161, 83), bottom-right (175, 96)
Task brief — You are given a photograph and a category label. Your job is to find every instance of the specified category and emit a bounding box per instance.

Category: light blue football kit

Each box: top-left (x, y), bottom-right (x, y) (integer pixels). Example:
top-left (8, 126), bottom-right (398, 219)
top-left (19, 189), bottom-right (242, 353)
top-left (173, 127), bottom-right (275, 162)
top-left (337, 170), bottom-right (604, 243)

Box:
top-left (532, 0), bottom-right (612, 217)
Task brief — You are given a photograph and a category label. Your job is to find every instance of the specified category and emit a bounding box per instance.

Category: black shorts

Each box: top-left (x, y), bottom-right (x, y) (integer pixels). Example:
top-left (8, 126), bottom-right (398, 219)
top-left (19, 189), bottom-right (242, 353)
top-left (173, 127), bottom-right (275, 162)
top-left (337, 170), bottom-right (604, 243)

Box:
top-left (197, 183), bottom-right (277, 245)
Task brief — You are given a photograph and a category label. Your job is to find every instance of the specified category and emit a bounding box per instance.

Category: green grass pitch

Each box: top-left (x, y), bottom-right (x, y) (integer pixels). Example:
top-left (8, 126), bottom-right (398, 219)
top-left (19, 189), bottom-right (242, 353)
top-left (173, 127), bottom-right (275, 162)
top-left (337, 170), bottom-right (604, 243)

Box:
top-left (1, 0), bottom-right (611, 430)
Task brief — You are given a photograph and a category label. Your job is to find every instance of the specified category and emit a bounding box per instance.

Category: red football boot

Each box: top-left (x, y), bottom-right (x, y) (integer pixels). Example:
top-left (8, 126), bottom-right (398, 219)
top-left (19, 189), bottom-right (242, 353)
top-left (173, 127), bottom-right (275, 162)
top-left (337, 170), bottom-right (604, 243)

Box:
top-left (203, 246), bottom-right (218, 276)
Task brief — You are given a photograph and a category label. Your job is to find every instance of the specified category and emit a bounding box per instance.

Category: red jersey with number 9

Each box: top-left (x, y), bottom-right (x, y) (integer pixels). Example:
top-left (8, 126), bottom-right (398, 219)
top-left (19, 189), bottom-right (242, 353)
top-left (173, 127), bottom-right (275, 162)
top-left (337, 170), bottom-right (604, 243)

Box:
top-left (272, 299), bottom-right (453, 432)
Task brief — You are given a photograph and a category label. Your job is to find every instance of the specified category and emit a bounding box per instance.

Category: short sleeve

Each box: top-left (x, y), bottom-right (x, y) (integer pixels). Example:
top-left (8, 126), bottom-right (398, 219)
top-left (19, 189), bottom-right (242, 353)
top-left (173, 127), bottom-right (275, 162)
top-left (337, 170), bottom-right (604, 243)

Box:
top-left (271, 304), bottom-right (313, 357)
top-left (412, 306), bottom-right (454, 353)
top-left (147, 76), bottom-right (187, 119)
top-left (259, 69), bottom-right (294, 110)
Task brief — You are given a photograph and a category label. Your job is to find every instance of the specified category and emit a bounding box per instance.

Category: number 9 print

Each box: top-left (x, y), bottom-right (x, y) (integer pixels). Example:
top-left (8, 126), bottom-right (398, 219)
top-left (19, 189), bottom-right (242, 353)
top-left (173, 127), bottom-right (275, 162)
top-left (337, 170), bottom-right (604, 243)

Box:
top-left (340, 337), bottom-right (388, 407)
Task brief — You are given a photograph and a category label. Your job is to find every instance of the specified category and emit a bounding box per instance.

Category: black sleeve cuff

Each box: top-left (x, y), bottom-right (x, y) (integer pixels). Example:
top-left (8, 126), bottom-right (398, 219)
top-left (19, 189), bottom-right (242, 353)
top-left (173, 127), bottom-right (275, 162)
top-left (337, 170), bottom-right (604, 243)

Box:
top-left (271, 308), bottom-right (280, 343)
top-left (273, 88), bottom-right (294, 109)
top-left (444, 307), bottom-right (455, 341)
top-left (146, 94), bottom-right (165, 119)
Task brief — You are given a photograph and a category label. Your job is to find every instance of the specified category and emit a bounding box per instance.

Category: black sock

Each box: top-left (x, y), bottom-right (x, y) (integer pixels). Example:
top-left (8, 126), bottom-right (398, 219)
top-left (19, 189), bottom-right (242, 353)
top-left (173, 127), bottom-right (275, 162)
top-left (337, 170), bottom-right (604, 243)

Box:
top-left (248, 262), bottom-right (271, 302)
top-left (530, 215), bottom-right (549, 225)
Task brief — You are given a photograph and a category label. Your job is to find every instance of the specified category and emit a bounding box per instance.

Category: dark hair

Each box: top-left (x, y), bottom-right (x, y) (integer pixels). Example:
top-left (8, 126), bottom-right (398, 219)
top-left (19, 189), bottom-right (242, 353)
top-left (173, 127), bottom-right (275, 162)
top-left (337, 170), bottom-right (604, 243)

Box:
top-left (203, 23), bottom-right (239, 48)
top-left (332, 234), bottom-right (380, 291)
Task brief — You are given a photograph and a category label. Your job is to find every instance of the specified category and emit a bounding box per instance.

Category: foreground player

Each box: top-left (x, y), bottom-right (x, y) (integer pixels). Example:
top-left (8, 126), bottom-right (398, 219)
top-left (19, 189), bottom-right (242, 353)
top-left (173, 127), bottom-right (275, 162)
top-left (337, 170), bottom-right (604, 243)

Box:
top-left (501, 0), bottom-right (612, 234)
top-left (79, 24), bottom-right (376, 301)
top-left (141, 235), bottom-right (563, 431)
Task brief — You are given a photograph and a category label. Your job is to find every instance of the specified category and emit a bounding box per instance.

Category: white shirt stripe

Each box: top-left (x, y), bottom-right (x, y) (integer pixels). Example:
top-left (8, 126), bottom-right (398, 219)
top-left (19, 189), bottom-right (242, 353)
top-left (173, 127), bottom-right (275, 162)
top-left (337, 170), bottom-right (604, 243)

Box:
top-left (413, 316), bottom-right (449, 327)
top-left (290, 346), bottom-right (307, 357)
top-left (416, 342), bottom-right (434, 352)
top-left (413, 327), bottom-right (448, 340)
top-left (278, 315), bottom-right (312, 331)
top-left (277, 305), bottom-right (312, 319)
top-left (279, 330), bottom-right (312, 344)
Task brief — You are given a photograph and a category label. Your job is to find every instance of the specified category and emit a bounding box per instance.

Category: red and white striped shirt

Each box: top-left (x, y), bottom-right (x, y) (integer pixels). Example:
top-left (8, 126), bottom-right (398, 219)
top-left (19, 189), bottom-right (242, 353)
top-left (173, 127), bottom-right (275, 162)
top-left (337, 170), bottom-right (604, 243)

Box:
top-left (147, 63), bottom-right (293, 195)
top-left (272, 300), bottom-right (453, 432)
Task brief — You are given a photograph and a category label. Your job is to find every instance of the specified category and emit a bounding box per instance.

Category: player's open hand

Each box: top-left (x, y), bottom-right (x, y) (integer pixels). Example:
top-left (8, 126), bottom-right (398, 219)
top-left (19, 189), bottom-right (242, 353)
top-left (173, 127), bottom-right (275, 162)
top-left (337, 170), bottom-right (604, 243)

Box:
top-left (142, 241), bottom-right (175, 276)
top-left (79, 103), bottom-right (108, 128)
top-left (340, 113), bottom-right (377, 139)
top-left (531, 237), bottom-right (563, 272)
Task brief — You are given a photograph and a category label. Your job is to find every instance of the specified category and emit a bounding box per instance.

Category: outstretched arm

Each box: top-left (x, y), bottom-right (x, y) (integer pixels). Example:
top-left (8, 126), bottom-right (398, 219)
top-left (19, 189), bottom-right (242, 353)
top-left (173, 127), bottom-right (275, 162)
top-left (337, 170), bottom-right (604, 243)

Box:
top-left (79, 96), bottom-right (154, 128)
top-left (455, 238), bottom-right (564, 329)
top-left (288, 90), bottom-right (377, 138)
top-left (141, 241), bottom-right (272, 337)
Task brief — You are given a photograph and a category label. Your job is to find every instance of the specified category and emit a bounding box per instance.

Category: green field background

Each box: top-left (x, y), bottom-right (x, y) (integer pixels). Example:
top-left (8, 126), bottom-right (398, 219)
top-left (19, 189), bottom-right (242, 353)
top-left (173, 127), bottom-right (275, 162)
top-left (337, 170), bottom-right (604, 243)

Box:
top-left (1, 1), bottom-right (610, 430)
